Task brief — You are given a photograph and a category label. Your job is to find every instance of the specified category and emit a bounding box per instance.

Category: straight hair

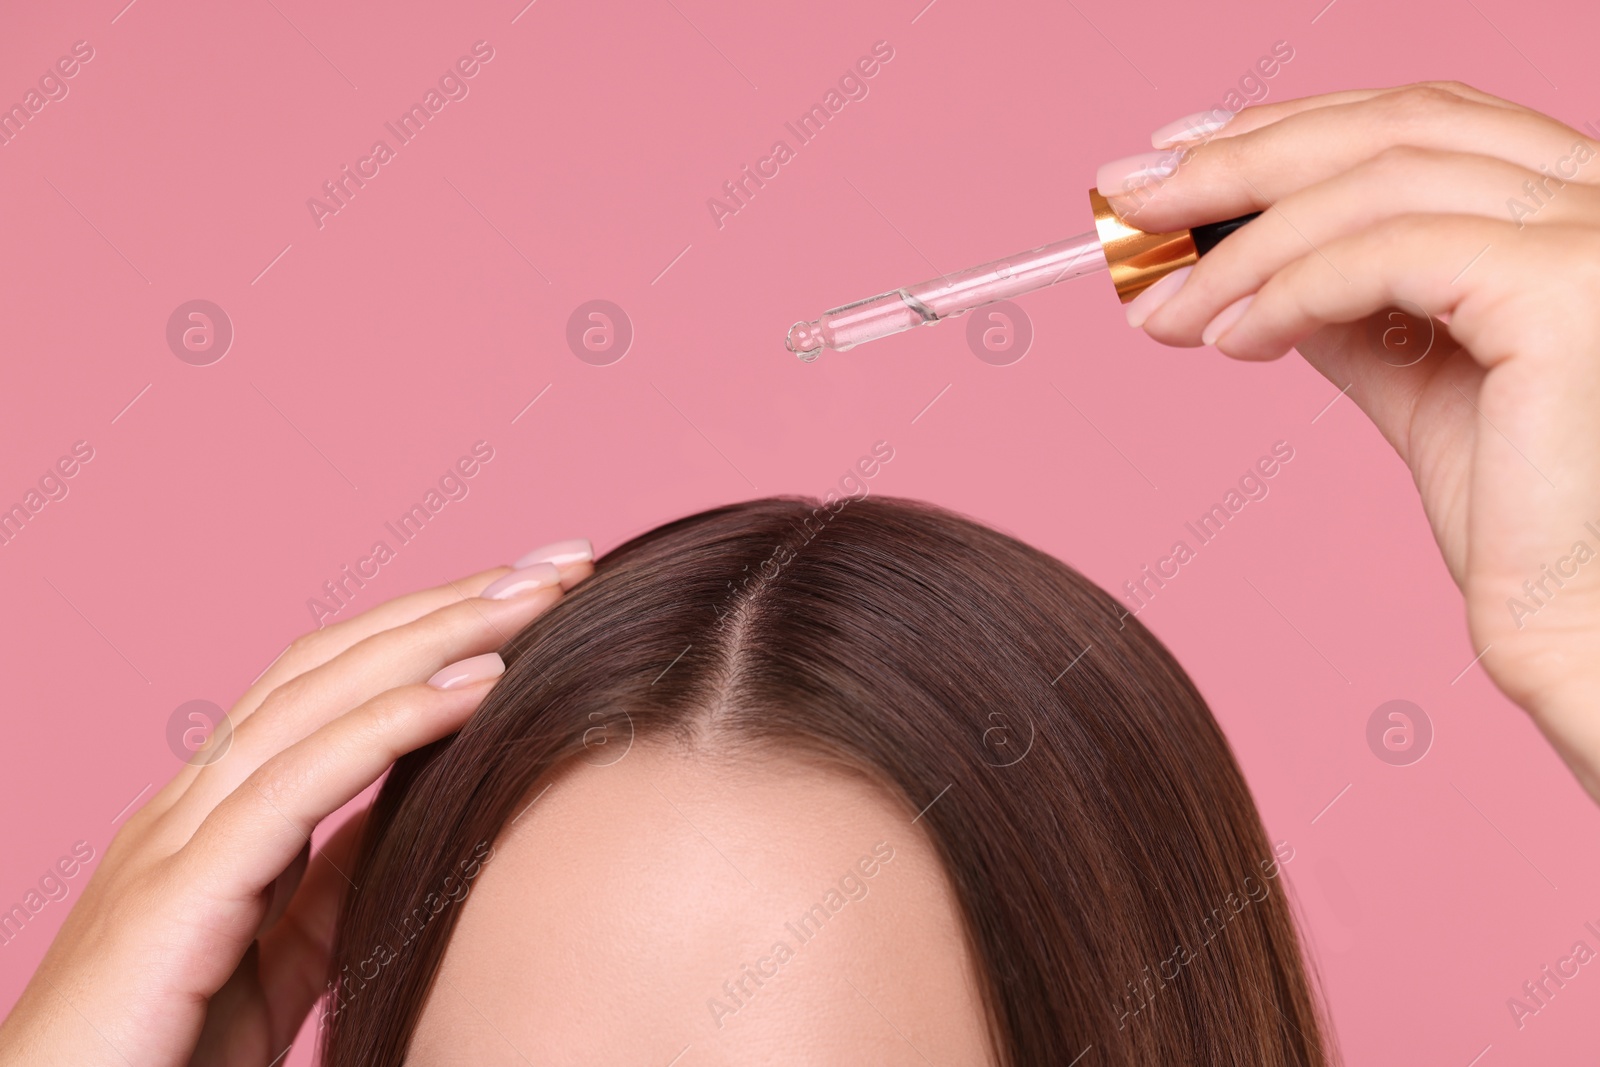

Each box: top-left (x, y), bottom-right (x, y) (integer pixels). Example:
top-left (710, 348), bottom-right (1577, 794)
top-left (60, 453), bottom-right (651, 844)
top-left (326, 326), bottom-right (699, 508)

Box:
top-left (322, 495), bottom-right (1331, 1065)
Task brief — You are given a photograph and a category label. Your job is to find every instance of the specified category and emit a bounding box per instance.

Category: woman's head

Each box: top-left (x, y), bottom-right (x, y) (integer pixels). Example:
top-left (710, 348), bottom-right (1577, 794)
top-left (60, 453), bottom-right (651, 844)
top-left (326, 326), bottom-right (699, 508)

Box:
top-left (324, 495), bottom-right (1329, 1065)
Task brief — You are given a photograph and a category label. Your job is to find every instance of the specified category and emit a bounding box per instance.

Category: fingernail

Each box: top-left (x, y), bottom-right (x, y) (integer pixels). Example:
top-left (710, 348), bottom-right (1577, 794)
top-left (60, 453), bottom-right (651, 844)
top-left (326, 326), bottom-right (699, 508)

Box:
top-left (1201, 295), bottom-right (1254, 346)
top-left (428, 652), bottom-right (505, 690)
top-left (1096, 150), bottom-right (1180, 198)
top-left (481, 562), bottom-right (561, 601)
top-left (1105, 194), bottom-right (1144, 220)
top-left (1151, 108), bottom-right (1234, 148)
top-left (513, 538), bottom-right (592, 569)
top-left (1125, 266), bottom-right (1193, 329)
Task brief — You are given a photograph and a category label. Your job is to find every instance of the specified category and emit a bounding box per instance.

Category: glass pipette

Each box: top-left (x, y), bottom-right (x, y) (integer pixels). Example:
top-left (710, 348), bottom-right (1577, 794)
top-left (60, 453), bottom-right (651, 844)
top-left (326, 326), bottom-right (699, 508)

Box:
top-left (786, 189), bottom-right (1258, 361)
top-left (785, 230), bottom-right (1106, 360)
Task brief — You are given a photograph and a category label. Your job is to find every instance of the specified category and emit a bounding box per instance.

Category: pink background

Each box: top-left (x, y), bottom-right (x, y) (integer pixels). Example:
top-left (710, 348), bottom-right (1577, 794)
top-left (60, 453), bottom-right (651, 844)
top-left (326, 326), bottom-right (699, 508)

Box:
top-left (2, 0), bottom-right (1598, 1062)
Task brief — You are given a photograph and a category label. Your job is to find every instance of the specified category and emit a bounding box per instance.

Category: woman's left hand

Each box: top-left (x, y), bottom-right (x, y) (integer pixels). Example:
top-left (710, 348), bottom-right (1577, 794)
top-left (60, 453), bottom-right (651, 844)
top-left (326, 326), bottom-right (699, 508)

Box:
top-left (1098, 83), bottom-right (1600, 800)
top-left (0, 548), bottom-right (590, 1066)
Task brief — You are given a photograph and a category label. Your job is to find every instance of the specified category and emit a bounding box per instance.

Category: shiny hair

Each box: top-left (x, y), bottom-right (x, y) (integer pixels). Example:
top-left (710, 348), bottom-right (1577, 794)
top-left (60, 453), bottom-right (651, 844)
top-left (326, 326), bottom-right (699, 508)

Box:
top-left (323, 496), bottom-right (1330, 1065)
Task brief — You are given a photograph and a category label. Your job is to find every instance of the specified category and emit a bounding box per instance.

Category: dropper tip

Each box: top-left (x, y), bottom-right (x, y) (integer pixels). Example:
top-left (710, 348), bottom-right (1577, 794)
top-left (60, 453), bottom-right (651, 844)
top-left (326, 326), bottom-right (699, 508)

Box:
top-left (786, 320), bottom-right (824, 362)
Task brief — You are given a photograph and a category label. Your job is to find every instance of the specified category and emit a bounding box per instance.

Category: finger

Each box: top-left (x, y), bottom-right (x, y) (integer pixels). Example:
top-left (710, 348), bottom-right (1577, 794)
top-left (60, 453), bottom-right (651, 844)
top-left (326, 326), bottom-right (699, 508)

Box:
top-left (1209, 217), bottom-right (1600, 528)
top-left (259, 840), bottom-right (311, 935)
top-left (1205, 216), bottom-right (1562, 598)
top-left (145, 565), bottom-right (512, 819)
top-left (237, 566), bottom-right (511, 723)
top-left (1141, 148), bottom-right (1600, 345)
top-left (511, 538), bottom-right (596, 591)
top-left (190, 941), bottom-right (269, 1067)
top-left (1103, 85), bottom-right (1594, 232)
top-left (1206, 213), bottom-right (1600, 535)
top-left (235, 538), bottom-right (590, 722)
top-left (1153, 80), bottom-right (1530, 147)
top-left (256, 809), bottom-right (370, 1048)
top-left (1223, 219), bottom-right (1600, 719)
top-left (171, 664), bottom-right (502, 926)
top-left (164, 572), bottom-right (559, 827)
top-left (558, 558), bottom-right (595, 590)
top-left (1209, 214), bottom-right (1510, 361)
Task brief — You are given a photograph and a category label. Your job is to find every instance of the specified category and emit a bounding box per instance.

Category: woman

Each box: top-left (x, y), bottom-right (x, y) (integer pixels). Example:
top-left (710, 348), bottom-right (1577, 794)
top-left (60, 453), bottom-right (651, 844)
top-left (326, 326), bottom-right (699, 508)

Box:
top-left (4, 82), bottom-right (1599, 1064)
top-left (9, 496), bottom-right (1332, 1066)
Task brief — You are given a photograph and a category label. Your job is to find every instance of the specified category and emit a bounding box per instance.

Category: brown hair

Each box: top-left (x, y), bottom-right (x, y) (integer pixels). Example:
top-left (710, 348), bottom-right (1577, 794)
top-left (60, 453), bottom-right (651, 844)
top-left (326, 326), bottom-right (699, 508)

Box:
top-left (322, 495), bottom-right (1331, 1065)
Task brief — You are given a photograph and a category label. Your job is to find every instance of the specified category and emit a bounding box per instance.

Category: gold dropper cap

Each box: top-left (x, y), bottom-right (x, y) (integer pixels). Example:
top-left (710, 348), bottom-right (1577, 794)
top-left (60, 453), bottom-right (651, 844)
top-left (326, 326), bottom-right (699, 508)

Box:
top-left (1088, 188), bottom-right (1200, 304)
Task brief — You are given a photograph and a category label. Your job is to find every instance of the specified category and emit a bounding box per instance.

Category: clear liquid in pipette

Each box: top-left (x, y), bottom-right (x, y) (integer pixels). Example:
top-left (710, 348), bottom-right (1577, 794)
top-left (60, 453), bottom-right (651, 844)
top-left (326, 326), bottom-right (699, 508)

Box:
top-left (785, 229), bottom-right (1108, 360)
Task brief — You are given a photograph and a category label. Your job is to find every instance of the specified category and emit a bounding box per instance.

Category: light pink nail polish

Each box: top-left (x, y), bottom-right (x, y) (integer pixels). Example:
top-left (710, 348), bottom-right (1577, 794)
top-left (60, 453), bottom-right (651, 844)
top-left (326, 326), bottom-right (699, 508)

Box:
top-left (481, 562), bottom-right (561, 601)
top-left (1125, 266), bottom-right (1193, 329)
top-left (513, 538), bottom-right (593, 569)
top-left (1096, 150), bottom-right (1181, 198)
top-left (1202, 295), bottom-right (1255, 346)
top-left (1104, 194), bottom-right (1146, 221)
top-left (1151, 108), bottom-right (1234, 148)
top-left (427, 652), bottom-right (505, 690)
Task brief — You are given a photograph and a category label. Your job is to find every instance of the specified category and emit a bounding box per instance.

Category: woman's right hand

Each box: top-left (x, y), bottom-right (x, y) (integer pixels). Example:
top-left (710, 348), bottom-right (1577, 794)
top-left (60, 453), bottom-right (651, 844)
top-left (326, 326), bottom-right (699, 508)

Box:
top-left (0, 542), bottom-right (592, 1066)
top-left (1103, 83), bottom-right (1600, 800)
